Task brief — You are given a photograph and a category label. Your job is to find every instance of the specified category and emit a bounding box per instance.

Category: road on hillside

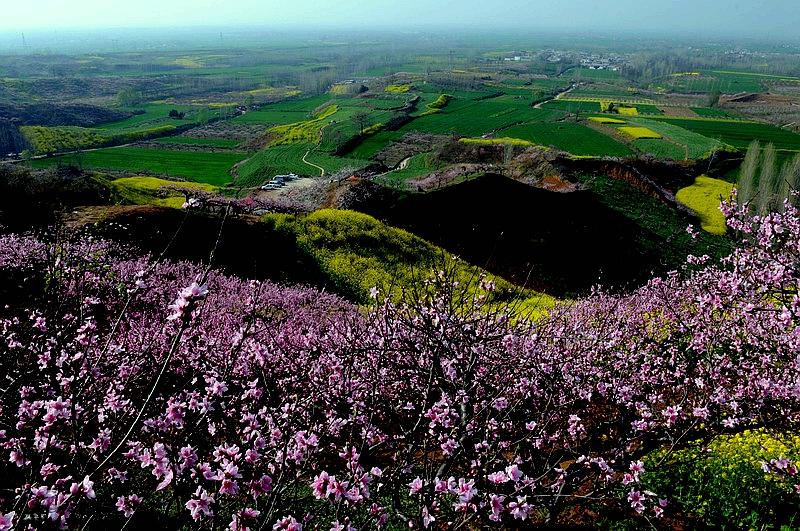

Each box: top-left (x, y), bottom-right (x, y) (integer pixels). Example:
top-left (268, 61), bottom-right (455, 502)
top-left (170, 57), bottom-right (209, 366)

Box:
top-left (302, 149), bottom-right (326, 177)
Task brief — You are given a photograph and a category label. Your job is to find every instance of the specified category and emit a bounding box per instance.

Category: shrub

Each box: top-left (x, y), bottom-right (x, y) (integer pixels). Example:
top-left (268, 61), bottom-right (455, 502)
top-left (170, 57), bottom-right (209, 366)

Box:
top-left (385, 84), bottom-right (412, 94)
top-left (642, 430), bottom-right (800, 528)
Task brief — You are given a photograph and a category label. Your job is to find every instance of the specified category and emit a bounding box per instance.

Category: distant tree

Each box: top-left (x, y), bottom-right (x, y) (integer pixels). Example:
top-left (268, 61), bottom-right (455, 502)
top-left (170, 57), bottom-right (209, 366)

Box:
top-left (117, 88), bottom-right (144, 108)
top-left (352, 111), bottom-right (371, 135)
top-left (779, 153), bottom-right (800, 209)
top-left (708, 90), bottom-right (721, 108)
top-left (737, 141), bottom-right (760, 207)
top-left (168, 109), bottom-right (186, 119)
top-left (739, 142), bottom-right (800, 214)
top-left (756, 144), bottom-right (778, 214)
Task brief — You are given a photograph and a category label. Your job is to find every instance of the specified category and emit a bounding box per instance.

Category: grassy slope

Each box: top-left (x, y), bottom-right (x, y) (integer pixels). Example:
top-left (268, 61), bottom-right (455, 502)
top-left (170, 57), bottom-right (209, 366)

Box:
top-left (348, 131), bottom-right (405, 160)
top-left (263, 209), bottom-right (556, 311)
top-left (235, 144), bottom-right (366, 186)
top-left (95, 104), bottom-right (202, 133)
top-left (574, 173), bottom-right (729, 266)
top-left (676, 176), bottom-right (735, 235)
top-left (108, 176), bottom-right (217, 208)
top-left (376, 153), bottom-right (442, 188)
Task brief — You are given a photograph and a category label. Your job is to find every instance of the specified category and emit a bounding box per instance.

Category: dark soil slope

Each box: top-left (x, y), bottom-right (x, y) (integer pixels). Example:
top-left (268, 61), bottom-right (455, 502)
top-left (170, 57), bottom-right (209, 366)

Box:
top-left (356, 174), bottom-right (692, 297)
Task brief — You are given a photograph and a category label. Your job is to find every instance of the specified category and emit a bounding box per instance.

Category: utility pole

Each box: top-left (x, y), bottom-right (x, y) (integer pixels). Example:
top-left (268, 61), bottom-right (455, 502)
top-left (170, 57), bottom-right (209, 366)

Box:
top-left (21, 32), bottom-right (29, 53)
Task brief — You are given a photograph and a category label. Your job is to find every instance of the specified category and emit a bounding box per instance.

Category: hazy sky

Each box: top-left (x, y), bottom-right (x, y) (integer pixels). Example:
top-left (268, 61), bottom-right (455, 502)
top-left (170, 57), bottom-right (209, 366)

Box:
top-left (3, 0), bottom-right (800, 40)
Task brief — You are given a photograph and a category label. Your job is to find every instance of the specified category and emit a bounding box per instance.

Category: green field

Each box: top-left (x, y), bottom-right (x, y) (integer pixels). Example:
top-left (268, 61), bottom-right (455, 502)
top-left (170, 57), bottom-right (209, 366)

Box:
top-left (29, 147), bottom-right (245, 186)
top-left (633, 139), bottom-right (688, 160)
top-left (231, 95), bottom-right (334, 125)
top-left (647, 117), bottom-right (800, 151)
top-left (152, 136), bottom-right (242, 148)
top-left (628, 118), bottom-right (729, 159)
top-left (317, 103), bottom-right (400, 153)
top-left (691, 107), bottom-right (743, 119)
top-left (398, 97), bottom-right (562, 136)
top-left (95, 103), bottom-right (224, 134)
top-left (500, 122), bottom-right (634, 157)
top-left (658, 72), bottom-right (765, 94)
top-left (630, 104), bottom-right (664, 115)
top-left (347, 131), bottom-right (405, 159)
top-left (542, 100), bottom-right (601, 113)
top-left (570, 68), bottom-right (622, 80)
top-left (658, 69), bottom-right (800, 94)
top-left (568, 87), bottom-right (649, 101)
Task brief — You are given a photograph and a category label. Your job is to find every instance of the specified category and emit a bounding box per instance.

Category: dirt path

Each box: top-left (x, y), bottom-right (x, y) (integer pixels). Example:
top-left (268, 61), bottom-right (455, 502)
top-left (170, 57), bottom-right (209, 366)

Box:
top-left (4, 142), bottom-right (138, 164)
top-left (396, 156), bottom-right (412, 171)
top-left (374, 155), bottom-right (413, 178)
top-left (302, 150), bottom-right (326, 177)
top-left (533, 83), bottom-right (578, 109)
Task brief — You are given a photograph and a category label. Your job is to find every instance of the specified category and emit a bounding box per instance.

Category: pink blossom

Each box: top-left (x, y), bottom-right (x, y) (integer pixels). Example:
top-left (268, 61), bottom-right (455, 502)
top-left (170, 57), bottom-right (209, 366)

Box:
top-left (0, 512), bottom-right (14, 531)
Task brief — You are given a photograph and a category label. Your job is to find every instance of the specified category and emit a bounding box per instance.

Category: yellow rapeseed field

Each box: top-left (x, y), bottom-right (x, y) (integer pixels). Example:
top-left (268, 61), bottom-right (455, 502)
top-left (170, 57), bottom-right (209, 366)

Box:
top-left (618, 126), bottom-right (662, 140)
top-left (589, 116), bottom-right (626, 124)
top-left (676, 175), bottom-right (734, 235)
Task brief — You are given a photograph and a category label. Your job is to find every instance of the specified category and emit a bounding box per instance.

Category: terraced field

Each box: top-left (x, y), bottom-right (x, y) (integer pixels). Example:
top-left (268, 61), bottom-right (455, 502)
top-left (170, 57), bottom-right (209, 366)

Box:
top-left (152, 136), bottom-right (242, 148)
top-left (627, 118), bottom-right (729, 159)
top-left (500, 122), bottom-right (634, 157)
top-left (541, 100), bottom-right (601, 113)
top-left (398, 97), bottom-right (561, 136)
top-left (647, 117), bottom-right (800, 151)
top-left (235, 144), bottom-right (366, 186)
top-left (348, 131), bottom-right (405, 159)
top-left (658, 72), bottom-right (765, 93)
top-left (95, 103), bottom-right (224, 134)
top-left (230, 95), bottom-right (334, 125)
top-left (691, 107), bottom-right (743, 119)
top-left (632, 139), bottom-right (688, 160)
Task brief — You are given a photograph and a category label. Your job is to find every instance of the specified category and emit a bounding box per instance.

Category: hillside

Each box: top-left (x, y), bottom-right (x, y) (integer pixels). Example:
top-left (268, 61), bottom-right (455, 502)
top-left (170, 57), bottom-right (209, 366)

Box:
top-left (71, 204), bottom-right (554, 309)
top-left (353, 173), bottom-right (726, 297)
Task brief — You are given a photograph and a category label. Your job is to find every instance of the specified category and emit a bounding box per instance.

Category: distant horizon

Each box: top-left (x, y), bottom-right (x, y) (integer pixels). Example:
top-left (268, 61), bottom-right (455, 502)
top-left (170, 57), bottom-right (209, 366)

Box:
top-left (2, 0), bottom-right (800, 43)
top-left (0, 24), bottom-right (798, 57)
